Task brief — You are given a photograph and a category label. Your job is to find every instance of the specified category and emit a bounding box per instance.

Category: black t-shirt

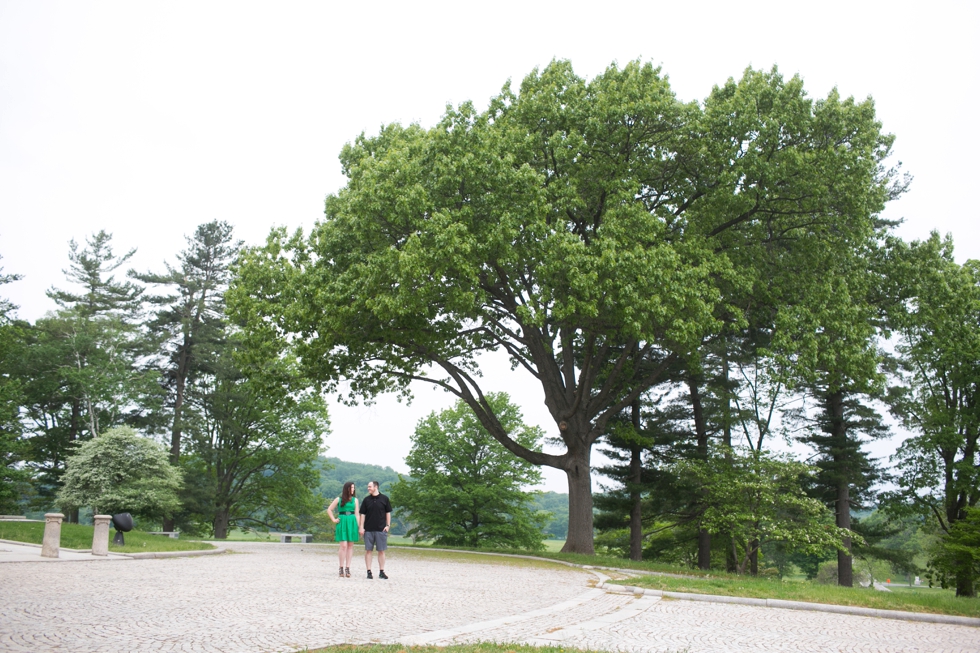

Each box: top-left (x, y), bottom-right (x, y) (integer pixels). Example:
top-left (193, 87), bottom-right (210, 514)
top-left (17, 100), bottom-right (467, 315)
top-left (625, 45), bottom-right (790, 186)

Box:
top-left (359, 493), bottom-right (392, 531)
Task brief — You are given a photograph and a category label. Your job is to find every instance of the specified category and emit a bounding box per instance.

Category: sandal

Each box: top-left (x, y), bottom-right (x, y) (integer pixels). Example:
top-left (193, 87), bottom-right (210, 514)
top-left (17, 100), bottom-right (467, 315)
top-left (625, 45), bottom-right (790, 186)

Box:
top-left (339, 566), bottom-right (345, 578)
top-left (345, 567), bottom-right (351, 578)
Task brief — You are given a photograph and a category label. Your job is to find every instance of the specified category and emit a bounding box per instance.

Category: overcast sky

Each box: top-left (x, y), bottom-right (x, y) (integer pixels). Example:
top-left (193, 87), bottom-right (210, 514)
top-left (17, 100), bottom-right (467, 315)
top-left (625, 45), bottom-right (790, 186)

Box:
top-left (2, 1), bottom-right (978, 492)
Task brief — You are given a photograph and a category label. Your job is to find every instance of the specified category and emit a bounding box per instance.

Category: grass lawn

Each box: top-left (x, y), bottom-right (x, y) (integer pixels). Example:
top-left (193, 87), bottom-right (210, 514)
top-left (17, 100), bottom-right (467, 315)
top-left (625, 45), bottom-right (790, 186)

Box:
top-left (392, 547), bottom-right (573, 571)
top-left (337, 542), bottom-right (980, 619)
top-left (0, 521), bottom-right (215, 553)
top-left (384, 543), bottom-right (710, 576)
top-left (613, 572), bottom-right (980, 618)
top-left (387, 538), bottom-right (566, 553)
top-left (202, 528), bottom-right (286, 542)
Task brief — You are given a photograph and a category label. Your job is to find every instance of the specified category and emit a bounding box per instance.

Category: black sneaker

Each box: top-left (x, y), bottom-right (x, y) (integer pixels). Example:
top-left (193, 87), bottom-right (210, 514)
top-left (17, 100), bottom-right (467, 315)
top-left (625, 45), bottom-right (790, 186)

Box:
top-left (378, 570), bottom-right (389, 580)
top-left (366, 570), bottom-right (373, 579)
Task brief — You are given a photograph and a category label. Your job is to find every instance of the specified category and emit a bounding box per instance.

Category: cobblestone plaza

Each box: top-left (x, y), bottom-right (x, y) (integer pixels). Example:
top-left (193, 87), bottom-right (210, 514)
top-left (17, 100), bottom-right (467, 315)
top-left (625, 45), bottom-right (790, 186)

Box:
top-left (1, 542), bottom-right (977, 653)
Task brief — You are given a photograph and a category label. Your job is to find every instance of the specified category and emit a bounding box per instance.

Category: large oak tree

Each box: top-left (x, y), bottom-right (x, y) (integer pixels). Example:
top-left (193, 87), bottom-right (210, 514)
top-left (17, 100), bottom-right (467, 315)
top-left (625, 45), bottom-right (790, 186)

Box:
top-left (230, 60), bottom-right (898, 553)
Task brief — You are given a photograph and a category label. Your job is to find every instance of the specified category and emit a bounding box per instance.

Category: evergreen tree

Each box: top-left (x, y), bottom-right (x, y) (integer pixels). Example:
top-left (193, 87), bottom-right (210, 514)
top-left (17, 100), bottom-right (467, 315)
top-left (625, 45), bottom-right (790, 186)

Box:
top-left (133, 221), bottom-right (239, 531)
top-left (0, 257), bottom-right (29, 513)
top-left (182, 334), bottom-right (328, 538)
top-left (595, 389), bottom-right (692, 561)
top-left (17, 233), bottom-right (160, 520)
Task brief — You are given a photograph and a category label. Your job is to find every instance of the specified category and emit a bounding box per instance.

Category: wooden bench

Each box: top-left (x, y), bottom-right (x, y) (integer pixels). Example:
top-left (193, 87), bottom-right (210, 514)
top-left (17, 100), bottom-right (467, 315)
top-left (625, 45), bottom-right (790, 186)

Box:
top-left (148, 531), bottom-right (180, 539)
top-left (271, 533), bottom-right (312, 543)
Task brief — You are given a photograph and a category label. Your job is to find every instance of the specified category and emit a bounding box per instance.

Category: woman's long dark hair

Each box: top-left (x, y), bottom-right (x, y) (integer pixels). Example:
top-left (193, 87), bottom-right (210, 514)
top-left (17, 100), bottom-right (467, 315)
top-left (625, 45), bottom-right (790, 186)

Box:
top-left (341, 481), bottom-right (355, 506)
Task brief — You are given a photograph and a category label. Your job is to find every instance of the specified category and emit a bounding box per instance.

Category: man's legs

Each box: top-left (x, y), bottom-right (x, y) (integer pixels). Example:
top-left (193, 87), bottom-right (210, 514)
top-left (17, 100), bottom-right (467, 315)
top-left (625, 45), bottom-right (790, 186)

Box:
top-left (364, 530), bottom-right (375, 578)
top-left (377, 531), bottom-right (388, 578)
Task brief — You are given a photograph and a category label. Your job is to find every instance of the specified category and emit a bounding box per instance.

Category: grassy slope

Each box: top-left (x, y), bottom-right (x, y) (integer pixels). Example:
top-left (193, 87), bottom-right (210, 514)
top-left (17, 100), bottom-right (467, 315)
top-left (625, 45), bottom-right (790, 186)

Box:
top-left (616, 573), bottom-right (980, 618)
top-left (376, 543), bottom-right (980, 618)
top-left (0, 521), bottom-right (215, 553)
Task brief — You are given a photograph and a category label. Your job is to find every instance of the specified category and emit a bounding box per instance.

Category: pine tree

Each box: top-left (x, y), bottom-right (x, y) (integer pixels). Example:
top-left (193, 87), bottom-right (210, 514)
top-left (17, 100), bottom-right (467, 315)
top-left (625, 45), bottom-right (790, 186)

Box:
top-left (132, 222), bottom-right (239, 532)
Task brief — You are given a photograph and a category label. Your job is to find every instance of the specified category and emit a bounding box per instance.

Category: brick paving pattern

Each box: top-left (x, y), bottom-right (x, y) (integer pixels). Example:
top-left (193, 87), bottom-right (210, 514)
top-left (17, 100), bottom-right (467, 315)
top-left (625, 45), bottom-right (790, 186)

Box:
top-left (1, 542), bottom-right (977, 653)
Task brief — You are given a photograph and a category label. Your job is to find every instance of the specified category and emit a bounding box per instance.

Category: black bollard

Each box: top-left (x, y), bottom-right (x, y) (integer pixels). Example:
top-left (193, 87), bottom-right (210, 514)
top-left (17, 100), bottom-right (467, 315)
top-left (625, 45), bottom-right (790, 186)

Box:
top-left (111, 512), bottom-right (134, 546)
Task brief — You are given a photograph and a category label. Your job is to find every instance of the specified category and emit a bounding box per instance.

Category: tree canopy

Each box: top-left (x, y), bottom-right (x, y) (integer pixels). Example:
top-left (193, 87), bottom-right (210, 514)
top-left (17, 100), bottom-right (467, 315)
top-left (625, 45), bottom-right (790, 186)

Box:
top-left (230, 59), bottom-right (901, 553)
top-left (391, 393), bottom-right (546, 549)
top-left (56, 426), bottom-right (182, 519)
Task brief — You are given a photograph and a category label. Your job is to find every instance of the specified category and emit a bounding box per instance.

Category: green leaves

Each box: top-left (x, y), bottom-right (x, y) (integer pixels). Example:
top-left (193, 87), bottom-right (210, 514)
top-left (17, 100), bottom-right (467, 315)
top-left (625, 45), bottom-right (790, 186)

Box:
top-left (56, 426), bottom-right (182, 519)
top-left (883, 233), bottom-right (980, 595)
top-left (674, 446), bottom-right (856, 574)
top-left (391, 393), bottom-right (546, 550)
top-left (228, 58), bottom-right (900, 551)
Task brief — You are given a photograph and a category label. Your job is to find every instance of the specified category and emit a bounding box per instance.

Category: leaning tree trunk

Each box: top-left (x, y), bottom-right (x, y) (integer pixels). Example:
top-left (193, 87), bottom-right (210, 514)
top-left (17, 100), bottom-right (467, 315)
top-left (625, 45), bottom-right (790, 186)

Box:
top-left (561, 449), bottom-right (595, 555)
top-left (828, 390), bottom-right (853, 587)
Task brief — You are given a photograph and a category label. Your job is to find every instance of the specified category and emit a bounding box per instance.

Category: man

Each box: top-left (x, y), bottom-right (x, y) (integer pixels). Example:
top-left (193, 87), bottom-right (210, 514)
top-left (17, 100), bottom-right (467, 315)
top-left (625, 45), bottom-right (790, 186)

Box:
top-left (359, 480), bottom-right (392, 579)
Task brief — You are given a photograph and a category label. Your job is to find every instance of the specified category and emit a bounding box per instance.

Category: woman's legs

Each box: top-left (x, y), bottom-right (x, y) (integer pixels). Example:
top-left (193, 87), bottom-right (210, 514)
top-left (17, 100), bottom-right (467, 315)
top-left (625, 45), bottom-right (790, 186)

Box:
top-left (344, 541), bottom-right (354, 568)
top-left (338, 540), bottom-right (347, 569)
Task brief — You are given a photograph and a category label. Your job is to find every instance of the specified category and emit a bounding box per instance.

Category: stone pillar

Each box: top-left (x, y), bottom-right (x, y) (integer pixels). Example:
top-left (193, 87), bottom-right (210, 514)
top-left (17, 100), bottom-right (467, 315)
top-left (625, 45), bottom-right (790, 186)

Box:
top-left (92, 515), bottom-right (112, 556)
top-left (41, 513), bottom-right (64, 558)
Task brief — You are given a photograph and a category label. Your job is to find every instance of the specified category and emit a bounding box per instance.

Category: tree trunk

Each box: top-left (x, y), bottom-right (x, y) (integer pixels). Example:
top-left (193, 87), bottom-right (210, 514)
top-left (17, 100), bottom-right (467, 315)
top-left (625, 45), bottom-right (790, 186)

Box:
top-left (689, 375), bottom-right (711, 570)
top-left (214, 509), bottom-right (230, 540)
top-left (629, 401), bottom-right (643, 561)
top-left (561, 450), bottom-right (594, 555)
top-left (837, 512), bottom-right (853, 587)
top-left (955, 561), bottom-right (976, 597)
top-left (828, 390), bottom-right (853, 587)
top-left (722, 357), bottom-right (735, 572)
top-left (161, 377), bottom-right (186, 535)
top-left (750, 540), bottom-right (759, 575)
top-left (171, 373), bottom-right (184, 464)
top-left (66, 399), bottom-right (81, 524)
top-left (726, 538), bottom-right (738, 573)
top-left (70, 399), bottom-right (81, 443)
top-left (721, 354), bottom-right (732, 448)
top-left (698, 530), bottom-right (712, 570)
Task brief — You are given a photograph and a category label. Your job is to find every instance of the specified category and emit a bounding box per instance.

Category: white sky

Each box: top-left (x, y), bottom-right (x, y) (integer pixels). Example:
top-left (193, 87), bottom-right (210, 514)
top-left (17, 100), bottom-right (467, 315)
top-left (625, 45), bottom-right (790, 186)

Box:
top-left (2, 1), bottom-right (977, 492)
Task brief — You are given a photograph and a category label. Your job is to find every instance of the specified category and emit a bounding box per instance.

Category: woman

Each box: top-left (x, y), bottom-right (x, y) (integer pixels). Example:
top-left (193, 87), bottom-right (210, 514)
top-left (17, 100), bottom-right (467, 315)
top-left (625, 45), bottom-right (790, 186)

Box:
top-left (327, 481), bottom-right (359, 577)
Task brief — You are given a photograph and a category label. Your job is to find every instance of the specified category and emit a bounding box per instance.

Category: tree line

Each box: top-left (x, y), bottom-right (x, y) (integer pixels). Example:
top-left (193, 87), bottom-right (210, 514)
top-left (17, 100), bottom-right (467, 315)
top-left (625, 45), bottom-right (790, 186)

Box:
top-left (0, 224), bottom-right (329, 538)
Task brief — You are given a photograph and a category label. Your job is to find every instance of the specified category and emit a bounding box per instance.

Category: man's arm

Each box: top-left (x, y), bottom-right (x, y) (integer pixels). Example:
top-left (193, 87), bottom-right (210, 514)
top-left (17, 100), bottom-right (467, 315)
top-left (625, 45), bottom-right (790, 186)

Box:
top-left (385, 497), bottom-right (392, 532)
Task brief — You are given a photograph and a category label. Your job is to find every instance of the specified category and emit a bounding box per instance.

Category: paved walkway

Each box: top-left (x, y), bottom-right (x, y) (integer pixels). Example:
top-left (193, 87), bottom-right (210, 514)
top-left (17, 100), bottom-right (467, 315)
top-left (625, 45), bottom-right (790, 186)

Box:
top-left (0, 542), bottom-right (977, 653)
top-left (0, 540), bottom-right (130, 563)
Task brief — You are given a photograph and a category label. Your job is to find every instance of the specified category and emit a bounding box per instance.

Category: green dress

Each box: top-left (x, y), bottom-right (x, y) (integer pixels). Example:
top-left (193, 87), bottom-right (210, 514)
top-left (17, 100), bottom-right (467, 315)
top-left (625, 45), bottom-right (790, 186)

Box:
top-left (335, 498), bottom-right (359, 542)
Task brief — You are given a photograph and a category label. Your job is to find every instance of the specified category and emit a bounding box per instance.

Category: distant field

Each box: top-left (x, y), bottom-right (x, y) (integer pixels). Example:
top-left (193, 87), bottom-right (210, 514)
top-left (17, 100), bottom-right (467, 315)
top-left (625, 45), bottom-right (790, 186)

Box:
top-left (0, 521), bottom-right (215, 553)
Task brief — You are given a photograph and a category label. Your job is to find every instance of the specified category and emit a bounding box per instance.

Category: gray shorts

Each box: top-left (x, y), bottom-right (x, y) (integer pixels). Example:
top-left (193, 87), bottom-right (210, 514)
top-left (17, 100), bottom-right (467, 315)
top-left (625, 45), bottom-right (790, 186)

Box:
top-left (363, 530), bottom-right (388, 551)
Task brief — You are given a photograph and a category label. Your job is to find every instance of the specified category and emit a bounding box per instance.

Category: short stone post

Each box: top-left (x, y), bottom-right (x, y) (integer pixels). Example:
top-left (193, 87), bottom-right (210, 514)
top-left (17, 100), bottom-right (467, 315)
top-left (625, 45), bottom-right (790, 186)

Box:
top-left (92, 515), bottom-right (112, 556)
top-left (41, 513), bottom-right (64, 558)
